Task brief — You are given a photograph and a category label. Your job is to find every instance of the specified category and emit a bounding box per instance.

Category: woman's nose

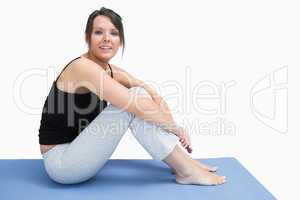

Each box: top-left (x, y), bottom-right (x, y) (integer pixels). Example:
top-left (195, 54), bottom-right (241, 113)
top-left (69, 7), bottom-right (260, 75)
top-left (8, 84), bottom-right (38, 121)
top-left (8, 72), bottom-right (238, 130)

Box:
top-left (103, 33), bottom-right (111, 42)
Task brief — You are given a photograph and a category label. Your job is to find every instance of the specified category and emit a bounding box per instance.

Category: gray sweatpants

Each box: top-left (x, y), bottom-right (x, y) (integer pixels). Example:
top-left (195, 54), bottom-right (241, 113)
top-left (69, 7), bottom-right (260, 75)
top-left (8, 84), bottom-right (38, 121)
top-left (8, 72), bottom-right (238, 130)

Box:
top-left (41, 86), bottom-right (179, 184)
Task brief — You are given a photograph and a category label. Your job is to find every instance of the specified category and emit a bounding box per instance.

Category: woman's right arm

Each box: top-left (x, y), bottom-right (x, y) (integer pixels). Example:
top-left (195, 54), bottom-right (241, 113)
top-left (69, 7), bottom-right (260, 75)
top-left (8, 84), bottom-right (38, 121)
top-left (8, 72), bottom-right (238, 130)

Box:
top-left (71, 57), bottom-right (183, 136)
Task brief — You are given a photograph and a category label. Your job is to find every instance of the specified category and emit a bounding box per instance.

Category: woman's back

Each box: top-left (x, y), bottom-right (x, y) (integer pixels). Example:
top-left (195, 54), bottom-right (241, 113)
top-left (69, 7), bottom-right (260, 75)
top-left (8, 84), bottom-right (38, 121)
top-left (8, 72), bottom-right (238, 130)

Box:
top-left (39, 56), bottom-right (113, 154)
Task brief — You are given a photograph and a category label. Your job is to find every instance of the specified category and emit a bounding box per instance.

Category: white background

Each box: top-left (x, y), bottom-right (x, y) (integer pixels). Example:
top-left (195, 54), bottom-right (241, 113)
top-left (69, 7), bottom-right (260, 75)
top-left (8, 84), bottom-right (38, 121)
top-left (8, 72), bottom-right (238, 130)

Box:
top-left (1, 0), bottom-right (299, 199)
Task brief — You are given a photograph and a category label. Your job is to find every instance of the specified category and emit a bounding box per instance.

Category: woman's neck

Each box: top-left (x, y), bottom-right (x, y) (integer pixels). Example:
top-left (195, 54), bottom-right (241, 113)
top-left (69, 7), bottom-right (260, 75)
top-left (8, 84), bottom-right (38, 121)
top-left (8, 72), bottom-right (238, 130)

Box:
top-left (84, 51), bottom-right (109, 70)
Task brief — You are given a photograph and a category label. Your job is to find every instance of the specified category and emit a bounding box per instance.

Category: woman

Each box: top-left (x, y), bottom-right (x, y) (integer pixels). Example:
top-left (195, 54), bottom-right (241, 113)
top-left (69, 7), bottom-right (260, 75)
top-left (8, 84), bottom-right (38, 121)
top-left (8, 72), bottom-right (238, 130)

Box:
top-left (38, 7), bottom-right (226, 185)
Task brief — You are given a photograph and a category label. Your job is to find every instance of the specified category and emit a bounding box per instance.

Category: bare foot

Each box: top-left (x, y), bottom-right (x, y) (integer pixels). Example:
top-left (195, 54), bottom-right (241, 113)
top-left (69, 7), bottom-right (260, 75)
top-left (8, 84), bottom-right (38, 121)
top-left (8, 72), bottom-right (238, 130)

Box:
top-left (193, 160), bottom-right (218, 172)
top-left (175, 166), bottom-right (226, 186)
top-left (171, 159), bottom-right (218, 174)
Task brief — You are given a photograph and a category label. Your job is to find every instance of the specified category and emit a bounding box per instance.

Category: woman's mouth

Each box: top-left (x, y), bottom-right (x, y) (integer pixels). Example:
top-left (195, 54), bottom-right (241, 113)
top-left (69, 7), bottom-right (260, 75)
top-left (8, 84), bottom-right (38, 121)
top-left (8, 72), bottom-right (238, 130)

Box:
top-left (99, 45), bottom-right (112, 52)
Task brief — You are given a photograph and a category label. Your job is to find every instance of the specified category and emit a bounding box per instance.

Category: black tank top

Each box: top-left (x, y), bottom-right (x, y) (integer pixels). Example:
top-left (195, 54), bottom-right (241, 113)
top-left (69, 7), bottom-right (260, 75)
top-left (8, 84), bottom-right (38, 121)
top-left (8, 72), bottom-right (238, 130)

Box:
top-left (38, 57), bottom-right (113, 145)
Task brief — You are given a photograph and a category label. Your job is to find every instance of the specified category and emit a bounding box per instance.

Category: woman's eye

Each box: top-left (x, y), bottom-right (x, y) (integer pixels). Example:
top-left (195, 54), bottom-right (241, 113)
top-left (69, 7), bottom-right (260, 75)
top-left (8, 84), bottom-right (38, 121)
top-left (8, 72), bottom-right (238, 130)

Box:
top-left (94, 31), bottom-right (118, 36)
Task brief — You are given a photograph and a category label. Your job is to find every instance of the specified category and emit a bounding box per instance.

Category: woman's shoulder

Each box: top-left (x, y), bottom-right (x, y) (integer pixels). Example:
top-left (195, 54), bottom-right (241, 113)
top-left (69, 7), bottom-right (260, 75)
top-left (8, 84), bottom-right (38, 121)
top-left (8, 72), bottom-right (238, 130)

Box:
top-left (70, 56), bottom-right (103, 75)
top-left (70, 55), bottom-right (92, 68)
top-left (73, 57), bottom-right (122, 77)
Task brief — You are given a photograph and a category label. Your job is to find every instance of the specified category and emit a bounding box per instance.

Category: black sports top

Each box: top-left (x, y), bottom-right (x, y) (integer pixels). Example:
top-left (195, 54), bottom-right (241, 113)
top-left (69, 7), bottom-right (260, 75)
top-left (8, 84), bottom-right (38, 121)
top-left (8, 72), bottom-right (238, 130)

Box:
top-left (38, 57), bottom-right (113, 145)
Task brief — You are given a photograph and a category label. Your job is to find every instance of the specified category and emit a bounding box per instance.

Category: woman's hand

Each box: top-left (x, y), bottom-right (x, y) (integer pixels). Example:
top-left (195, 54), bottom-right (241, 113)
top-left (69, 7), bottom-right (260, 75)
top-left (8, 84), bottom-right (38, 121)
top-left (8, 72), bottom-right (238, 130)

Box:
top-left (138, 84), bottom-right (192, 153)
top-left (177, 127), bottom-right (193, 153)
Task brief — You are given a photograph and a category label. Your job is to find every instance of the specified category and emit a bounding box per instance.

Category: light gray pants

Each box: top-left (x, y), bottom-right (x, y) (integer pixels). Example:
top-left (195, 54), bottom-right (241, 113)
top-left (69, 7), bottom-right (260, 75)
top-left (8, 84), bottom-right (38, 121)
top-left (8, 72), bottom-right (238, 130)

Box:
top-left (41, 87), bottom-right (179, 184)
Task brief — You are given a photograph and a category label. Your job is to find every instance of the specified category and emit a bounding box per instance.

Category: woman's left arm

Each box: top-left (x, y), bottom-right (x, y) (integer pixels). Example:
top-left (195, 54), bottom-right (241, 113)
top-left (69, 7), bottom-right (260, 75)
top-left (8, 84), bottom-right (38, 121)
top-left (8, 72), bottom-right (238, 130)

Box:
top-left (111, 64), bottom-right (170, 113)
top-left (111, 64), bottom-right (192, 152)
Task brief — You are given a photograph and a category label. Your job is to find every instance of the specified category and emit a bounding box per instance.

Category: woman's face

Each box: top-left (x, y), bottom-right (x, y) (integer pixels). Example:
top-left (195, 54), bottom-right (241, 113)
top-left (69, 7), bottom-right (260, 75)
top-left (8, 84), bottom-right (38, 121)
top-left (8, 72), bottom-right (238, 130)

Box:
top-left (88, 15), bottom-right (121, 62)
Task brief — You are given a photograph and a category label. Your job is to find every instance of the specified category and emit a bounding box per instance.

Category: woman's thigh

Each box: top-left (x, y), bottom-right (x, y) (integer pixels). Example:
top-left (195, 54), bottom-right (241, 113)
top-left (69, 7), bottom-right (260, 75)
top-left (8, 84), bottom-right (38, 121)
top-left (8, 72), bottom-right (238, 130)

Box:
top-left (42, 103), bottom-right (134, 184)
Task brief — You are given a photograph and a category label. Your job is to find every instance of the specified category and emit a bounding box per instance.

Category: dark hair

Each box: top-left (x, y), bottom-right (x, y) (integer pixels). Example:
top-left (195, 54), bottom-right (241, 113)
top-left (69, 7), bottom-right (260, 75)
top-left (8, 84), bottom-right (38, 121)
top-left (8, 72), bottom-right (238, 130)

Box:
top-left (85, 7), bottom-right (125, 54)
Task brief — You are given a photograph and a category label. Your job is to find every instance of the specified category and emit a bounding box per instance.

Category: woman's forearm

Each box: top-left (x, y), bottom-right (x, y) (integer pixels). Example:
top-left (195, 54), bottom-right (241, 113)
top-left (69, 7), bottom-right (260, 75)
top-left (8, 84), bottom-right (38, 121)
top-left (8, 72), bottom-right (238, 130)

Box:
top-left (129, 80), bottom-right (181, 135)
top-left (137, 83), bottom-right (173, 114)
top-left (132, 95), bottom-right (181, 136)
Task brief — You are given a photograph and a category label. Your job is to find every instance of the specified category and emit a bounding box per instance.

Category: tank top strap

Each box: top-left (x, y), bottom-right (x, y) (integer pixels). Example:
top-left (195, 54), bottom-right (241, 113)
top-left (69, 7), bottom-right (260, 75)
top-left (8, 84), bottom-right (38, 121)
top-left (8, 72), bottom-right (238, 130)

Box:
top-left (55, 57), bottom-right (81, 82)
top-left (108, 63), bottom-right (113, 78)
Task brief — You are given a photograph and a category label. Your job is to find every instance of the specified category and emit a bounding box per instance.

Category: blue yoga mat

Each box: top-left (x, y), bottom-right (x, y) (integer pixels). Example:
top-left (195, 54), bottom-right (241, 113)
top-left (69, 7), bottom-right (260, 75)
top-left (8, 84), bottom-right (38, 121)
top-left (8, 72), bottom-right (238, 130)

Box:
top-left (0, 157), bottom-right (276, 199)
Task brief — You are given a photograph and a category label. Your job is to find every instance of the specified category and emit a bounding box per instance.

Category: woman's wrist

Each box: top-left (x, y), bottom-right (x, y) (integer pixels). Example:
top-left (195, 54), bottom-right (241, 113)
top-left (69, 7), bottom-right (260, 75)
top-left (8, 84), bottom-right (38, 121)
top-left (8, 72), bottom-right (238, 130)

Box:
top-left (170, 124), bottom-right (184, 136)
top-left (155, 121), bottom-right (182, 136)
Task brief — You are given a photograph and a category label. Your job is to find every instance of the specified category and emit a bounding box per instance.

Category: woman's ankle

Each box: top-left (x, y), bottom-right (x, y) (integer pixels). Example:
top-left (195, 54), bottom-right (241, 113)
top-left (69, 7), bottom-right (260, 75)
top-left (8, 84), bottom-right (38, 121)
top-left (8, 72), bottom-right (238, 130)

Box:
top-left (175, 161), bottom-right (198, 177)
top-left (163, 145), bottom-right (196, 177)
